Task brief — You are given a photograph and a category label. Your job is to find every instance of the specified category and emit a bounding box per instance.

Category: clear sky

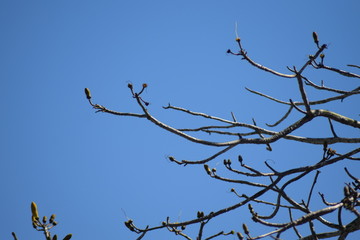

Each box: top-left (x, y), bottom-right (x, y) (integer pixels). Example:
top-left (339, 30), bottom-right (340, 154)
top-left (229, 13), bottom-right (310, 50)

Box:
top-left (1, 1), bottom-right (359, 239)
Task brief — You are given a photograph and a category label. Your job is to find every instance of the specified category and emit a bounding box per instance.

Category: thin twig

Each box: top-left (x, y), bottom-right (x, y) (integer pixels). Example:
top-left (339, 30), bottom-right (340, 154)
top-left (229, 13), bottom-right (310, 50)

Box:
top-left (328, 118), bottom-right (339, 138)
top-left (266, 106), bottom-right (293, 127)
top-left (306, 171), bottom-right (321, 207)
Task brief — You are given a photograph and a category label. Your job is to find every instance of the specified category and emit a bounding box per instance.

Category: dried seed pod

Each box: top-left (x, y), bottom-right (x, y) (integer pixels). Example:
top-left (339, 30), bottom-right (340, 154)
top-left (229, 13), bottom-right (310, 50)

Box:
top-left (204, 164), bottom-right (211, 175)
top-left (238, 155), bottom-right (243, 164)
top-left (329, 148), bottom-right (336, 155)
top-left (84, 88), bottom-right (91, 100)
top-left (327, 148), bottom-right (336, 158)
top-left (124, 220), bottom-right (132, 229)
top-left (242, 223), bottom-right (249, 235)
top-left (237, 232), bottom-right (244, 240)
top-left (223, 159), bottom-right (227, 166)
top-left (31, 202), bottom-right (39, 220)
top-left (62, 234), bottom-right (72, 240)
top-left (344, 186), bottom-right (351, 197)
top-left (142, 83), bottom-right (148, 88)
top-left (197, 211), bottom-right (204, 218)
top-left (312, 32), bottom-right (319, 45)
top-left (211, 168), bottom-right (217, 173)
top-left (49, 214), bottom-right (56, 223)
top-left (42, 216), bottom-right (47, 223)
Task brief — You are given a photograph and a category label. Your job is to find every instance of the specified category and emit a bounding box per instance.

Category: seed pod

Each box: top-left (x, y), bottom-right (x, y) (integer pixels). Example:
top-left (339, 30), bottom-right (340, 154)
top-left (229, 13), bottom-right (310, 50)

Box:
top-left (223, 159), bottom-right (227, 166)
top-left (62, 234), bottom-right (72, 240)
top-left (329, 148), bottom-right (336, 155)
top-left (127, 83), bottom-right (133, 89)
top-left (312, 32), bottom-right (319, 45)
top-left (320, 54), bottom-right (325, 60)
top-left (142, 83), bottom-right (148, 88)
top-left (197, 211), bottom-right (204, 218)
top-left (204, 164), bottom-right (211, 175)
top-left (181, 225), bottom-right (186, 230)
top-left (238, 155), bottom-right (243, 164)
top-left (42, 216), bottom-right (47, 223)
top-left (242, 223), bottom-right (249, 235)
top-left (168, 156), bottom-right (175, 162)
top-left (52, 235), bottom-right (58, 240)
top-left (327, 148), bottom-right (336, 158)
top-left (235, 37), bottom-right (241, 42)
top-left (84, 88), bottom-right (91, 100)
top-left (49, 214), bottom-right (56, 223)
top-left (211, 168), bottom-right (217, 173)
top-left (52, 221), bottom-right (58, 226)
top-left (237, 232), bottom-right (244, 240)
top-left (344, 186), bottom-right (350, 197)
top-left (31, 202), bottom-right (39, 220)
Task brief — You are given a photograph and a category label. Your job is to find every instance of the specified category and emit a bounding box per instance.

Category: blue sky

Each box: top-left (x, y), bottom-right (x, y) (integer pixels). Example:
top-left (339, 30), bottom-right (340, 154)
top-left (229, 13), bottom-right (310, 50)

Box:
top-left (1, 1), bottom-right (359, 239)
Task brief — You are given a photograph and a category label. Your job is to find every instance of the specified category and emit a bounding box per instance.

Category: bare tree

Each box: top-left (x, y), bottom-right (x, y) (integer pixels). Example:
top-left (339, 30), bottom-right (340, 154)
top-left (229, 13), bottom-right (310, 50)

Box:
top-left (84, 32), bottom-right (360, 239)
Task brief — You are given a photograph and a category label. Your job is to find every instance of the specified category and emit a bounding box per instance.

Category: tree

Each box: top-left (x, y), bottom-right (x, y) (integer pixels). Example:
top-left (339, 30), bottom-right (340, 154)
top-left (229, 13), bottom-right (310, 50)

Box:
top-left (82, 32), bottom-right (360, 239)
top-left (18, 32), bottom-right (359, 240)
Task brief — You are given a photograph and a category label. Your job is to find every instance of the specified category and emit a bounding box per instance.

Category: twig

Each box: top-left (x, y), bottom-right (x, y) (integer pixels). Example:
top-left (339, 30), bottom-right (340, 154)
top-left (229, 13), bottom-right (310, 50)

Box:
top-left (344, 167), bottom-right (360, 183)
top-left (252, 118), bottom-right (272, 151)
top-left (266, 106), bottom-right (293, 127)
top-left (347, 64), bottom-right (360, 69)
top-left (289, 209), bottom-right (302, 239)
top-left (251, 203), bottom-right (343, 239)
top-left (11, 232), bottom-right (18, 240)
top-left (315, 64), bottom-right (360, 78)
top-left (295, 71), bottom-right (311, 114)
top-left (306, 171), bottom-right (321, 207)
top-left (328, 118), bottom-right (339, 138)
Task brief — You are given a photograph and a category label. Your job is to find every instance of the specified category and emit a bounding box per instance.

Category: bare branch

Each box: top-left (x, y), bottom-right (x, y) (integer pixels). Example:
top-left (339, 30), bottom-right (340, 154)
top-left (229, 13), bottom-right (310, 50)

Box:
top-left (315, 64), bottom-right (360, 78)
